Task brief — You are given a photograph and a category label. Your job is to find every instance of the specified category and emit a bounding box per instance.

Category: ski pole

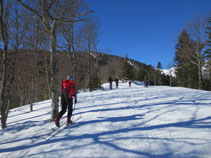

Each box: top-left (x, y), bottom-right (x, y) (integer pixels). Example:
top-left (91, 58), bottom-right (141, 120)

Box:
top-left (72, 95), bottom-right (77, 120)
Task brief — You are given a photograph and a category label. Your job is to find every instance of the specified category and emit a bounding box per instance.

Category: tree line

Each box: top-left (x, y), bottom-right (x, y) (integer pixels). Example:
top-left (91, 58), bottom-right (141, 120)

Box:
top-left (121, 14), bottom-right (211, 90)
top-left (121, 55), bottom-right (175, 87)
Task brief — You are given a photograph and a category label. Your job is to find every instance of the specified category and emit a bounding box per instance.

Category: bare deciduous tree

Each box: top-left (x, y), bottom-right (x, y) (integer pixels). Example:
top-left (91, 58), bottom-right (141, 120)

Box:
top-left (0, 0), bottom-right (11, 129)
top-left (186, 15), bottom-right (207, 89)
top-left (78, 15), bottom-right (100, 90)
top-left (16, 0), bottom-right (91, 120)
top-left (93, 39), bottom-right (101, 87)
top-left (10, 1), bottom-right (31, 111)
top-left (59, 1), bottom-right (89, 81)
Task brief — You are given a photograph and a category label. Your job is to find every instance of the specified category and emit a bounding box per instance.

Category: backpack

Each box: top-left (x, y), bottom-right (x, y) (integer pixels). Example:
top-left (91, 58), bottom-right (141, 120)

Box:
top-left (62, 80), bottom-right (76, 98)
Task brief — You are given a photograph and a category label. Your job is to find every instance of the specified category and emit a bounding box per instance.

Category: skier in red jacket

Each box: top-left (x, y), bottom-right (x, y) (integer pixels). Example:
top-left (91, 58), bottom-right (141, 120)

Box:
top-left (55, 75), bottom-right (77, 127)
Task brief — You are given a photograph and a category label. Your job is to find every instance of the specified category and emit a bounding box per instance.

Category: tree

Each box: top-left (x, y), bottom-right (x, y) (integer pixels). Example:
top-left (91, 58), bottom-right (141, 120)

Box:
top-left (157, 61), bottom-right (163, 70)
top-left (78, 15), bottom-right (100, 91)
top-left (122, 54), bottom-right (135, 80)
top-left (59, 1), bottom-right (89, 81)
top-left (88, 71), bottom-right (100, 91)
top-left (93, 39), bottom-right (101, 88)
top-left (166, 63), bottom-right (175, 86)
top-left (17, 0), bottom-right (92, 120)
top-left (174, 29), bottom-right (198, 88)
top-left (27, 18), bottom-right (46, 111)
top-left (137, 64), bottom-right (147, 81)
top-left (186, 15), bottom-right (207, 89)
top-left (0, 0), bottom-right (11, 129)
top-left (204, 17), bottom-right (211, 60)
top-left (10, 1), bottom-right (32, 111)
top-left (156, 62), bottom-right (162, 85)
top-left (203, 16), bottom-right (211, 90)
top-left (145, 65), bottom-right (155, 85)
top-left (61, 22), bottom-right (75, 76)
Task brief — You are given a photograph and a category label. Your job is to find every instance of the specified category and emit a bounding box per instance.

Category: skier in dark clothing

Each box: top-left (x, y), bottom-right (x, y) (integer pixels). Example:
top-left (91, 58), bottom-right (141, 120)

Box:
top-left (144, 75), bottom-right (148, 87)
top-left (109, 77), bottom-right (113, 89)
top-left (115, 78), bottom-right (119, 88)
top-left (55, 75), bottom-right (77, 127)
top-left (128, 80), bottom-right (132, 87)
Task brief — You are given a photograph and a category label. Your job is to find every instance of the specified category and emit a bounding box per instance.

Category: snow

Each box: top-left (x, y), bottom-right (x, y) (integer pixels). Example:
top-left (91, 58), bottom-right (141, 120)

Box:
top-left (160, 67), bottom-right (176, 77)
top-left (1, 82), bottom-right (211, 158)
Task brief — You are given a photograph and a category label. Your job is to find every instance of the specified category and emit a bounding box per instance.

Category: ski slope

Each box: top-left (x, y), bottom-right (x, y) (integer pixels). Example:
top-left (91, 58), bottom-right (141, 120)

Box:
top-left (1, 81), bottom-right (211, 158)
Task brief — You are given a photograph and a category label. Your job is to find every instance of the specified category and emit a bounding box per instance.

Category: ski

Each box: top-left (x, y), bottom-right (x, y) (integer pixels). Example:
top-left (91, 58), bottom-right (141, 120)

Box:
top-left (52, 115), bottom-right (82, 131)
top-left (51, 122), bottom-right (66, 131)
top-left (43, 115), bottom-right (82, 140)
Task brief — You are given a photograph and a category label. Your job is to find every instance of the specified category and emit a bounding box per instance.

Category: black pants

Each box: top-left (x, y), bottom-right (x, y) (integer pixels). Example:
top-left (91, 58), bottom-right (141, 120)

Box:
top-left (59, 94), bottom-right (73, 118)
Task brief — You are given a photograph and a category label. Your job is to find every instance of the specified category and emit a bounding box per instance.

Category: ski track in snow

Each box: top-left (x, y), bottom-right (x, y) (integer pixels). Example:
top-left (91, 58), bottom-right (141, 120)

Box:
top-left (0, 81), bottom-right (211, 158)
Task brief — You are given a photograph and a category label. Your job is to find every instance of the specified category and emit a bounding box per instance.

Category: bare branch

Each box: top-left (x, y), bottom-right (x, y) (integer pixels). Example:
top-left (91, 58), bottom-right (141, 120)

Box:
top-left (47, 0), bottom-right (56, 11)
top-left (55, 10), bottom-right (93, 23)
top-left (75, 10), bottom-right (94, 17)
top-left (55, 18), bottom-right (86, 23)
top-left (16, 0), bottom-right (43, 21)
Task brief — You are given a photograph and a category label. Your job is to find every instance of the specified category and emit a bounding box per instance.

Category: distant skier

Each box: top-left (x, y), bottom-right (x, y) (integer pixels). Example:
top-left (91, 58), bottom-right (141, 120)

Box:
top-left (109, 77), bottom-right (113, 89)
top-left (128, 80), bottom-right (132, 87)
top-left (55, 75), bottom-right (77, 127)
top-left (115, 78), bottom-right (119, 88)
top-left (144, 75), bottom-right (148, 87)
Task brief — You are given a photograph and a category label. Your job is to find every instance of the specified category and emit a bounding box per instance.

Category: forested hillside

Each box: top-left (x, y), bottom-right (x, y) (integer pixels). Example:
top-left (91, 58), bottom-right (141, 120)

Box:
top-left (1, 49), bottom-right (152, 109)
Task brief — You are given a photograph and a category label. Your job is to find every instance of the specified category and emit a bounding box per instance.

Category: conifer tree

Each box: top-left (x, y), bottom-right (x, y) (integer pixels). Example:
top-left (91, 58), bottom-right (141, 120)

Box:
top-left (157, 62), bottom-right (163, 70)
top-left (122, 54), bottom-right (135, 80)
top-left (137, 65), bottom-right (147, 81)
top-left (156, 62), bottom-right (162, 85)
top-left (204, 17), bottom-right (211, 60)
top-left (174, 29), bottom-right (198, 88)
top-left (203, 17), bottom-right (211, 90)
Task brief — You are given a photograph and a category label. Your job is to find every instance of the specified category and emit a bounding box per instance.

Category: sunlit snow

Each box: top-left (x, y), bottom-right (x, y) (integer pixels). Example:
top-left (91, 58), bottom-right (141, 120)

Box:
top-left (1, 81), bottom-right (211, 158)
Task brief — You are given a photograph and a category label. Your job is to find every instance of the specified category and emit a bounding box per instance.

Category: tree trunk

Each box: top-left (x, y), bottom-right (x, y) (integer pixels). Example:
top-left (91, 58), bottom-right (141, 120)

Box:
top-left (43, 55), bottom-right (51, 99)
top-left (170, 75), bottom-right (172, 86)
top-left (94, 41), bottom-right (101, 87)
top-left (6, 47), bottom-right (18, 117)
top-left (97, 54), bottom-right (101, 87)
top-left (0, 43), bottom-right (8, 129)
top-left (71, 35), bottom-right (77, 82)
top-left (0, 0), bottom-right (9, 129)
top-left (67, 44), bottom-right (73, 75)
top-left (88, 39), bottom-right (91, 91)
top-left (88, 50), bottom-right (91, 90)
top-left (196, 40), bottom-right (202, 90)
top-left (198, 60), bottom-right (202, 90)
top-left (50, 22), bottom-right (59, 121)
top-left (17, 71), bottom-right (25, 106)
top-left (30, 49), bottom-right (37, 112)
top-left (153, 74), bottom-right (156, 86)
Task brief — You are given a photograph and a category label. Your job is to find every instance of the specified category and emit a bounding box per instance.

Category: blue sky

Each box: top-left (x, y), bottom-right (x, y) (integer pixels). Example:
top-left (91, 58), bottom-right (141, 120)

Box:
top-left (86, 0), bottom-right (211, 68)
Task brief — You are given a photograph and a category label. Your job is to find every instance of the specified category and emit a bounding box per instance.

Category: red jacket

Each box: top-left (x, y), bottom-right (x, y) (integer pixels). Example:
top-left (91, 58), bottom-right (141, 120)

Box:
top-left (62, 80), bottom-right (76, 98)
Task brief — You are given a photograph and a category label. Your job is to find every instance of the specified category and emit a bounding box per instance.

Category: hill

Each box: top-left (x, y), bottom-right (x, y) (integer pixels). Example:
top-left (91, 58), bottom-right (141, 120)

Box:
top-left (4, 50), bottom-right (146, 109)
top-left (1, 82), bottom-right (211, 157)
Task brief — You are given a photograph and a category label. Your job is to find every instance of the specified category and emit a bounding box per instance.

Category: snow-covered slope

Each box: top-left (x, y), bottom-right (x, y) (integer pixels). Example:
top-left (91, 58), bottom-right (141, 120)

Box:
top-left (1, 82), bottom-right (211, 158)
